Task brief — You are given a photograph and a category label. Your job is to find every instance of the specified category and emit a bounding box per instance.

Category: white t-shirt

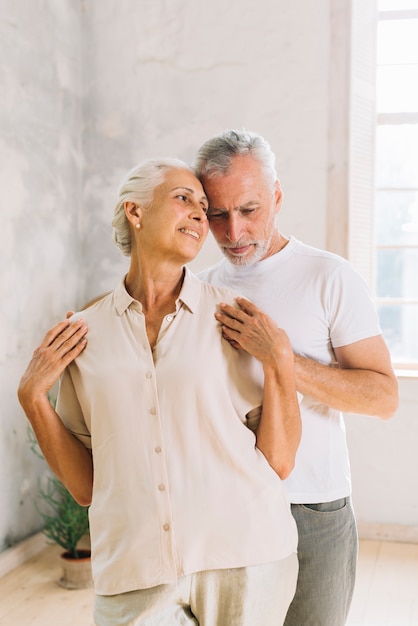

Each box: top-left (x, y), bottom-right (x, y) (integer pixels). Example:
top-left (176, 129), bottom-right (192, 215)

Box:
top-left (57, 268), bottom-right (297, 595)
top-left (199, 236), bottom-right (382, 504)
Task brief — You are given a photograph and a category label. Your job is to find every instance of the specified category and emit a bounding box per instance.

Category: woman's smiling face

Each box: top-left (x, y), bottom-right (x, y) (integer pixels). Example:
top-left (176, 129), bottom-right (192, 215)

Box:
top-left (135, 167), bottom-right (209, 265)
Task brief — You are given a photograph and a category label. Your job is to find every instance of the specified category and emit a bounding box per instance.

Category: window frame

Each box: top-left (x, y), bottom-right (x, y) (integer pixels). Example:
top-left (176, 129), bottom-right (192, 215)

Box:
top-left (374, 6), bottom-right (418, 370)
top-left (327, 0), bottom-right (418, 374)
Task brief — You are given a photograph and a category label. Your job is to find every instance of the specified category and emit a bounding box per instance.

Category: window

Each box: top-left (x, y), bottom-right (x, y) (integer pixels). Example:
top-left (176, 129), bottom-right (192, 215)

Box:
top-left (375, 0), bottom-right (418, 368)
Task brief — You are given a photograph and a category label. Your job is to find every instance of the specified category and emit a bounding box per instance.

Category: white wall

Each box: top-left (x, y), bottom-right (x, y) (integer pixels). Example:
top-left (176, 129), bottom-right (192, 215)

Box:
top-left (347, 377), bottom-right (418, 534)
top-left (0, 0), bottom-right (416, 553)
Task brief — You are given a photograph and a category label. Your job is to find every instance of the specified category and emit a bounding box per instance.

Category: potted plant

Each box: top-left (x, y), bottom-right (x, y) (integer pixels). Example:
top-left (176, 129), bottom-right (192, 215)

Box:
top-left (28, 427), bottom-right (92, 589)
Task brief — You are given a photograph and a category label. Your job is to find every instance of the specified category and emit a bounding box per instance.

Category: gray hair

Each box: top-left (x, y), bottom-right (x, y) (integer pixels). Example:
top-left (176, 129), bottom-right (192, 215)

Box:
top-left (112, 157), bottom-right (193, 256)
top-left (194, 129), bottom-right (277, 187)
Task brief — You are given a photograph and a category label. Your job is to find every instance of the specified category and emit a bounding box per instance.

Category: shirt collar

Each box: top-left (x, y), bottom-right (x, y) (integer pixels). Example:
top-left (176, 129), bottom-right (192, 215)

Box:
top-left (113, 266), bottom-right (201, 316)
top-left (178, 266), bottom-right (201, 313)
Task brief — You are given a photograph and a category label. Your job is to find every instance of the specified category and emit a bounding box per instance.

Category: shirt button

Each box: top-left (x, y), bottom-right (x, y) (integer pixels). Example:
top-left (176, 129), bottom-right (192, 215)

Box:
top-left (145, 371), bottom-right (152, 379)
top-left (166, 315), bottom-right (173, 322)
top-left (162, 523), bottom-right (170, 531)
top-left (158, 484), bottom-right (165, 491)
top-left (149, 407), bottom-right (156, 415)
top-left (154, 446), bottom-right (162, 453)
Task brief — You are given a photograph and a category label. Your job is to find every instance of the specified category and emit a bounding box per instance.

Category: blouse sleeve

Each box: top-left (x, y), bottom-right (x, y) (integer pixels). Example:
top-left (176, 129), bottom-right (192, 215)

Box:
top-left (56, 367), bottom-right (92, 449)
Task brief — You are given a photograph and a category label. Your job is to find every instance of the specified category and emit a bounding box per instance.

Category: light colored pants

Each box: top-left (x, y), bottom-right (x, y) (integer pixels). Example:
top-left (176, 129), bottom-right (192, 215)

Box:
top-left (284, 497), bottom-right (358, 626)
top-left (94, 554), bottom-right (298, 626)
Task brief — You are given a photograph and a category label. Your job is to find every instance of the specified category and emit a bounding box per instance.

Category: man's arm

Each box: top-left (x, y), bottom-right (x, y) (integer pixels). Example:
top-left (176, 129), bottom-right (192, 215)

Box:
top-left (294, 335), bottom-right (399, 419)
top-left (17, 319), bottom-right (93, 505)
top-left (215, 298), bottom-right (301, 479)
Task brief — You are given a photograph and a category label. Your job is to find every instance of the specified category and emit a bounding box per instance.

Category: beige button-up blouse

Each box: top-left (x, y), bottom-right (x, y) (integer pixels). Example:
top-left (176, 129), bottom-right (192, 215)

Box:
top-left (57, 268), bottom-right (297, 595)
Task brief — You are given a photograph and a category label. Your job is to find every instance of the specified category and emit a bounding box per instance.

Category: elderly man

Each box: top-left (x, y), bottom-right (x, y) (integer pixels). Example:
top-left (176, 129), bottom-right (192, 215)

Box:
top-left (194, 129), bottom-right (398, 626)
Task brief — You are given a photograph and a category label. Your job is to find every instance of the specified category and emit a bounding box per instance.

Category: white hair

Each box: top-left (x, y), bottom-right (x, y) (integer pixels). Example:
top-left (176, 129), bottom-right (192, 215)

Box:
top-left (194, 129), bottom-right (277, 188)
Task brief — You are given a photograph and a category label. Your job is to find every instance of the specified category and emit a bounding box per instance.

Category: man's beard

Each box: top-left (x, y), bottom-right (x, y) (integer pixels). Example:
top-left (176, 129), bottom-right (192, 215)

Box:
top-left (222, 236), bottom-right (272, 267)
top-left (220, 213), bottom-right (279, 267)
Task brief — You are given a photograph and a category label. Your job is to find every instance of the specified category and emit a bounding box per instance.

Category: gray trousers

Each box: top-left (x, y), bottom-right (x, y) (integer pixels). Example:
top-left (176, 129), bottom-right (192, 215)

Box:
top-left (94, 554), bottom-right (298, 626)
top-left (284, 497), bottom-right (358, 626)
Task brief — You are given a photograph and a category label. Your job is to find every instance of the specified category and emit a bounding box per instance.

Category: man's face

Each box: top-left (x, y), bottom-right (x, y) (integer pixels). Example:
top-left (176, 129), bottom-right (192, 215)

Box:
top-left (201, 155), bottom-right (282, 266)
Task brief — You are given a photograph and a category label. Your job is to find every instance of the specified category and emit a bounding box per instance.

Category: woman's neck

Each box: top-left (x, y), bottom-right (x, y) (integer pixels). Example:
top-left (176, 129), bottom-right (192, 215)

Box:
top-left (125, 262), bottom-right (185, 315)
top-left (125, 262), bottom-right (185, 351)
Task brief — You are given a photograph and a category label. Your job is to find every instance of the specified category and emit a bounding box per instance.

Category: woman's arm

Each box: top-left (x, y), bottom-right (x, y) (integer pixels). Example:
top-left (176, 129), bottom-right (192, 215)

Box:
top-left (215, 297), bottom-right (301, 479)
top-left (18, 319), bottom-right (93, 505)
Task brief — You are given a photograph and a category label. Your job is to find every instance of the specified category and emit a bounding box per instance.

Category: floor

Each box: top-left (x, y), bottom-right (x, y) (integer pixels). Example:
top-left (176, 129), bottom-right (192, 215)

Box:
top-left (347, 540), bottom-right (418, 626)
top-left (0, 544), bottom-right (94, 626)
top-left (0, 540), bottom-right (417, 625)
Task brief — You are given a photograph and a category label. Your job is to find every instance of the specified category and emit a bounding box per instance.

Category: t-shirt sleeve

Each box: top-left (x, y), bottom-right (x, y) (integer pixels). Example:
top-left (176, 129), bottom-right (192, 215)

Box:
top-left (328, 260), bottom-right (382, 348)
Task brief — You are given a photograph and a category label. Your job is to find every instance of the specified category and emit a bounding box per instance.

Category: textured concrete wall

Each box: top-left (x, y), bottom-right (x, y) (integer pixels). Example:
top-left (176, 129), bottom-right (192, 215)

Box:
top-left (0, 1), bottom-right (83, 551)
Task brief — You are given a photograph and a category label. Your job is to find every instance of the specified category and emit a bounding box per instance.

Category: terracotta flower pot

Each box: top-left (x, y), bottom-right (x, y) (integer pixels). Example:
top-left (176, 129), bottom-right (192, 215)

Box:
top-left (58, 549), bottom-right (93, 589)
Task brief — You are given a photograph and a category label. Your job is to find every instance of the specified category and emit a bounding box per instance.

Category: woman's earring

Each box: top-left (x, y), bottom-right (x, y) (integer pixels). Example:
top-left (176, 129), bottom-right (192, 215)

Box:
top-left (135, 223), bottom-right (141, 230)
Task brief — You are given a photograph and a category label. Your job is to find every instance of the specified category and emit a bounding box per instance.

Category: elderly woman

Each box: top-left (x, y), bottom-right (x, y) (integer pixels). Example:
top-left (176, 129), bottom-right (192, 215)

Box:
top-left (18, 158), bottom-right (301, 626)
